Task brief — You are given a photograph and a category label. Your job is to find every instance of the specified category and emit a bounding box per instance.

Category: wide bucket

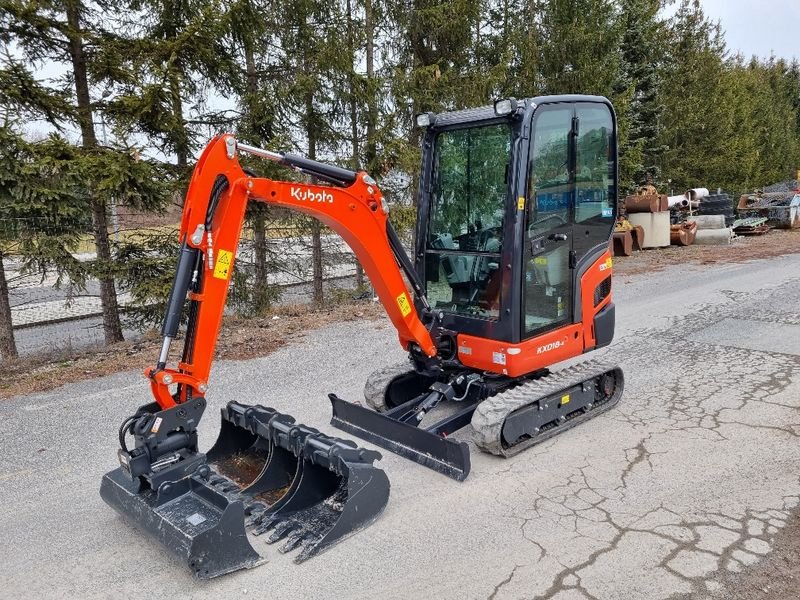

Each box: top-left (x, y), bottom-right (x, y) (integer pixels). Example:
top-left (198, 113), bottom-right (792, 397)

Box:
top-left (101, 401), bottom-right (390, 577)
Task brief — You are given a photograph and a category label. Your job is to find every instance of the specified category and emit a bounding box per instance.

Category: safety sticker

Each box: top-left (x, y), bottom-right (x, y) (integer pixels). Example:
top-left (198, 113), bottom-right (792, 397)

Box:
top-left (396, 292), bottom-right (412, 317)
top-left (151, 416), bottom-right (163, 434)
top-left (213, 249), bottom-right (233, 279)
top-left (560, 394), bottom-right (570, 405)
top-left (534, 257), bottom-right (548, 265)
top-left (517, 196), bottom-right (525, 211)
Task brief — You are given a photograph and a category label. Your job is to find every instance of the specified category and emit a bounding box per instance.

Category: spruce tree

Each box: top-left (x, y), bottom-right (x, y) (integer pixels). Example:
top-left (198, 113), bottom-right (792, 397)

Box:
top-left (615, 0), bottom-right (665, 192)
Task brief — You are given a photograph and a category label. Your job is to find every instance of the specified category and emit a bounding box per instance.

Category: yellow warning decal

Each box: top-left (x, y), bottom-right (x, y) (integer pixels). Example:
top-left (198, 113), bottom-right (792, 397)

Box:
top-left (534, 257), bottom-right (548, 265)
top-left (560, 394), bottom-right (570, 405)
top-left (517, 196), bottom-right (525, 211)
top-left (213, 249), bottom-right (234, 280)
top-left (396, 292), bottom-right (412, 317)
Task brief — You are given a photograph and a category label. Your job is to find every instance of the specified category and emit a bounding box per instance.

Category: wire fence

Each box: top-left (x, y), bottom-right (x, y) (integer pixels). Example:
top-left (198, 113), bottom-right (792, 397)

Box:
top-left (0, 204), bottom-right (391, 359)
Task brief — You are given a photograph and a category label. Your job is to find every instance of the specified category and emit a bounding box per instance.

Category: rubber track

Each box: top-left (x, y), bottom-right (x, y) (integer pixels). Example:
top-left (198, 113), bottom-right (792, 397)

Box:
top-left (363, 362), bottom-right (416, 412)
top-left (471, 360), bottom-right (624, 456)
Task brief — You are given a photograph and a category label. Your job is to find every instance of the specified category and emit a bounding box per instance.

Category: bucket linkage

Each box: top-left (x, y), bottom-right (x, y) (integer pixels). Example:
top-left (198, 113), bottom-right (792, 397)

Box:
top-left (101, 399), bottom-right (390, 579)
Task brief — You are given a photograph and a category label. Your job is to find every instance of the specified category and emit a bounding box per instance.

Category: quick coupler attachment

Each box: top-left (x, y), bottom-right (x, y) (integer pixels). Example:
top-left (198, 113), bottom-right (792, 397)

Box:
top-left (209, 401), bottom-right (391, 562)
top-left (101, 400), bottom-right (390, 578)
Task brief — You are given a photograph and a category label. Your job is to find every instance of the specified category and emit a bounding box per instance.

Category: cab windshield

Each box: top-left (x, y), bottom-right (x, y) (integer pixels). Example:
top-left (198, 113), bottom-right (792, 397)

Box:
top-left (424, 123), bottom-right (511, 319)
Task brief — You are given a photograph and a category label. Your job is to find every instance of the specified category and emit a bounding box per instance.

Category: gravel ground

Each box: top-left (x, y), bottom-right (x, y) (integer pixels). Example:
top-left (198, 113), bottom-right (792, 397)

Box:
top-left (1, 253), bottom-right (799, 599)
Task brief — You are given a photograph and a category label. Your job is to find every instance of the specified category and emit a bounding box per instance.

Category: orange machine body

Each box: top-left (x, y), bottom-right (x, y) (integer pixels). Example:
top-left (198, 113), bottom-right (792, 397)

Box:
top-left (149, 135), bottom-right (435, 408)
top-left (456, 253), bottom-right (612, 377)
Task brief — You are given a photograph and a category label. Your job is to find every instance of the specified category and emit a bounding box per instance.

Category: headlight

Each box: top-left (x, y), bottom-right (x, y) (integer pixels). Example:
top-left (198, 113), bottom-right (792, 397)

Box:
top-left (415, 112), bottom-right (435, 128)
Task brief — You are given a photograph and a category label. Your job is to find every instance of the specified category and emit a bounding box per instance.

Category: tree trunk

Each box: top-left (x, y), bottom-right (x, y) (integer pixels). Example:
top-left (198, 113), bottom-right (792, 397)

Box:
top-left (244, 35), bottom-right (270, 310)
top-left (0, 252), bottom-right (18, 360)
top-left (66, 0), bottom-right (124, 344)
top-left (170, 73), bottom-right (189, 169)
top-left (346, 0), bottom-right (365, 289)
top-left (305, 90), bottom-right (324, 306)
top-left (252, 210), bottom-right (270, 312)
top-left (364, 0), bottom-right (377, 173)
top-left (310, 220), bottom-right (324, 305)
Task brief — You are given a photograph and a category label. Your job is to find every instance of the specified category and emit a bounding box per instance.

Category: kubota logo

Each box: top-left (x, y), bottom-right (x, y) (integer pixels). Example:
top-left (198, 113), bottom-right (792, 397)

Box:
top-left (290, 187), bottom-right (334, 203)
top-left (537, 339), bottom-right (565, 354)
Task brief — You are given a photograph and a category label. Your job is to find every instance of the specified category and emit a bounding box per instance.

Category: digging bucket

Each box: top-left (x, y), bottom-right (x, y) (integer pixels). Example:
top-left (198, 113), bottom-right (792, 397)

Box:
top-left (214, 401), bottom-right (392, 562)
top-left (101, 401), bottom-right (390, 577)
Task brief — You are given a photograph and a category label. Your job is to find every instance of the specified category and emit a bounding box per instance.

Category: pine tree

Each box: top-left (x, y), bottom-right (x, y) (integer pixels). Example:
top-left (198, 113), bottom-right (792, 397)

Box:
top-left (538, 0), bottom-right (621, 96)
top-left (1, 0), bottom-right (169, 344)
top-left (656, 0), bottom-right (728, 190)
top-left (109, 0), bottom-right (235, 169)
top-left (615, 0), bottom-right (666, 192)
top-left (0, 125), bottom-right (93, 359)
top-left (270, 0), bottom-right (350, 305)
top-left (225, 0), bottom-right (282, 313)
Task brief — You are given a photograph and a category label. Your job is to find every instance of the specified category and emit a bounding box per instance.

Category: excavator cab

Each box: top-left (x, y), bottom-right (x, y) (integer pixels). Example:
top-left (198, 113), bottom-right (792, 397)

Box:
top-left (416, 96), bottom-right (617, 350)
top-left (332, 96), bottom-right (622, 479)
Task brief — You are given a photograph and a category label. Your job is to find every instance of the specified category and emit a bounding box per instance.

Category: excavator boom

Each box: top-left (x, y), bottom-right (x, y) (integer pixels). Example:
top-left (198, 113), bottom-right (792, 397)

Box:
top-left (100, 135), bottom-right (410, 576)
top-left (149, 135), bottom-right (435, 409)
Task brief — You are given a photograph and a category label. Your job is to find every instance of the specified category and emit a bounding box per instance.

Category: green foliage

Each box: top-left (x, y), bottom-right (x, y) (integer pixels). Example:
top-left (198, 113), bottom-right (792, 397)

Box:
top-left (114, 228), bottom-right (179, 329)
top-left (2, 0), bottom-right (800, 339)
top-left (0, 126), bottom-right (90, 285)
top-left (615, 0), bottom-right (666, 192)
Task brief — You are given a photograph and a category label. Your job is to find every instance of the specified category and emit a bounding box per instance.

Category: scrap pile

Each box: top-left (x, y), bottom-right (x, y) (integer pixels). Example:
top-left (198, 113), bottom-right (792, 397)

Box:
top-left (669, 220), bottom-right (697, 246)
top-left (731, 217), bottom-right (770, 236)
top-left (611, 177), bottom-right (799, 257)
top-left (613, 180), bottom-right (668, 256)
top-left (737, 181), bottom-right (800, 229)
top-left (693, 214), bottom-right (733, 245)
top-left (694, 193), bottom-right (736, 225)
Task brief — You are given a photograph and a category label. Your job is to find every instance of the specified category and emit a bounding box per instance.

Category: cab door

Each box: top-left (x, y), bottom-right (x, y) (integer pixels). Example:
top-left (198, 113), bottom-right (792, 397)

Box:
top-left (521, 101), bottom-right (617, 340)
top-left (522, 105), bottom-right (575, 338)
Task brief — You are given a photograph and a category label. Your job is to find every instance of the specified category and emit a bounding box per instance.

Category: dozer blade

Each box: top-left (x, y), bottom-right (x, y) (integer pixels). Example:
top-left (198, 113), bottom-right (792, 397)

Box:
top-left (101, 401), bottom-right (390, 578)
top-left (329, 393), bottom-right (472, 481)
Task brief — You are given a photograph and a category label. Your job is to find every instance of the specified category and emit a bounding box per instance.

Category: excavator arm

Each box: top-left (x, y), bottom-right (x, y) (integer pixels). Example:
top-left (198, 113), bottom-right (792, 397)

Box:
top-left (148, 134), bottom-right (436, 409)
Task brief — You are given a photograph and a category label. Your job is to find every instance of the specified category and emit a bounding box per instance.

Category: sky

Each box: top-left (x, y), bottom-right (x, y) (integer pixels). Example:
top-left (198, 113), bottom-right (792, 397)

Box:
top-left (680, 0), bottom-right (799, 61)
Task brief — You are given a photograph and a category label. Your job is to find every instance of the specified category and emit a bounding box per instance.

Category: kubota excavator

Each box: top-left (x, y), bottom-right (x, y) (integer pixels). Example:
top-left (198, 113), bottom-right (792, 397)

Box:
top-left (101, 95), bottom-right (624, 578)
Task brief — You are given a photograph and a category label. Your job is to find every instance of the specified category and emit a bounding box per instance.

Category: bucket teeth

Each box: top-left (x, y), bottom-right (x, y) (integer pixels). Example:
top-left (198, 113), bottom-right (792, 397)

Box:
top-left (267, 520), bottom-right (297, 543)
top-left (280, 531), bottom-right (308, 553)
top-left (210, 402), bottom-right (391, 563)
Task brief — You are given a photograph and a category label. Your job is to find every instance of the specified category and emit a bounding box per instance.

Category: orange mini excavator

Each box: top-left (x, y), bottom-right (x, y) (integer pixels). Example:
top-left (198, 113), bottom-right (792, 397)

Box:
top-left (101, 95), bottom-right (624, 578)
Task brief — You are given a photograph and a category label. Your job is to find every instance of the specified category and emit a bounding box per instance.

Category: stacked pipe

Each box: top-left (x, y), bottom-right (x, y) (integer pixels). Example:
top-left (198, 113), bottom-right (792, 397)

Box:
top-left (693, 214), bottom-right (734, 245)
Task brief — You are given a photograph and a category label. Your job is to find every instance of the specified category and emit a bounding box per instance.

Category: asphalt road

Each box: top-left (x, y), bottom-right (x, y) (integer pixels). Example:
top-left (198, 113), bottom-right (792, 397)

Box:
top-left (1, 254), bottom-right (799, 599)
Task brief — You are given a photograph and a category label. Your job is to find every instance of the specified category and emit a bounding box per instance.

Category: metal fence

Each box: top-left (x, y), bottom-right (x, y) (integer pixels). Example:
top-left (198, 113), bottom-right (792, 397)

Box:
top-left (1, 206), bottom-right (372, 358)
